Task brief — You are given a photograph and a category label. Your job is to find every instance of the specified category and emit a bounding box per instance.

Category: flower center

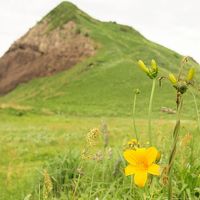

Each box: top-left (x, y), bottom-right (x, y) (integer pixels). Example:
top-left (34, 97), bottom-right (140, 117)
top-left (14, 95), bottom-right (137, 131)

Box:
top-left (137, 161), bottom-right (148, 170)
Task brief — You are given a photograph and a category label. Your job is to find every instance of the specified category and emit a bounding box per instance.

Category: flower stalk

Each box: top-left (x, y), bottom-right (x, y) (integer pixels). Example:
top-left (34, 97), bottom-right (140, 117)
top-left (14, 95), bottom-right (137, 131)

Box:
top-left (148, 78), bottom-right (156, 145)
top-left (167, 57), bottom-right (195, 200)
top-left (137, 59), bottom-right (158, 145)
top-left (167, 93), bottom-right (182, 200)
top-left (133, 89), bottom-right (140, 140)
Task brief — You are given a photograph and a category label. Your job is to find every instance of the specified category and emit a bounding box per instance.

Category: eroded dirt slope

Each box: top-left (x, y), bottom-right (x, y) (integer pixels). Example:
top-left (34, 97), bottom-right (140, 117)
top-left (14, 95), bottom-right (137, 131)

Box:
top-left (0, 20), bottom-right (96, 94)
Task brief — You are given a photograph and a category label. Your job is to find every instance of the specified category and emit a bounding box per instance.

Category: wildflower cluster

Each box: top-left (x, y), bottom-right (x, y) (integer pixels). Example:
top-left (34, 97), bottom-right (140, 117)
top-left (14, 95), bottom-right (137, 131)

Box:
top-left (75, 56), bottom-right (197, 198)
top-left (124, 56), bottom-right (197, 199)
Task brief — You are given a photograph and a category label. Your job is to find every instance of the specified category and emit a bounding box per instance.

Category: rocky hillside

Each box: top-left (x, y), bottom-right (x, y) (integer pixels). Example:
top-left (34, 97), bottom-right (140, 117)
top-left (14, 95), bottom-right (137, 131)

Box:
top-left (0, 2), bottom-right (96, 94)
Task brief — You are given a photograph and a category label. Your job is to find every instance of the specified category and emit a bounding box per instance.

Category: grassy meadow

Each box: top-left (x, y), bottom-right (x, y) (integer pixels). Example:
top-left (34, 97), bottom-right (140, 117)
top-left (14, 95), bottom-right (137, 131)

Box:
top-left (0, 2), bottom-right (200, 200)
top-left (0, 113), bottom-right (199, 199)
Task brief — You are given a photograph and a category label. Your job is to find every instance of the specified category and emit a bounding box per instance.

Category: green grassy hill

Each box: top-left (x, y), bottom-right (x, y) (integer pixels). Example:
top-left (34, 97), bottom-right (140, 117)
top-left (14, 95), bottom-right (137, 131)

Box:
top-left (0, 1), bottom-right (199, 118)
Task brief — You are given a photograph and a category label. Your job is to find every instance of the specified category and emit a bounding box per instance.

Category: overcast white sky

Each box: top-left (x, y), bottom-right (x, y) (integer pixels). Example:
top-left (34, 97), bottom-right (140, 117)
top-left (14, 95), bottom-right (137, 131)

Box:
top-left (0, 0), bottom-right (199, 62)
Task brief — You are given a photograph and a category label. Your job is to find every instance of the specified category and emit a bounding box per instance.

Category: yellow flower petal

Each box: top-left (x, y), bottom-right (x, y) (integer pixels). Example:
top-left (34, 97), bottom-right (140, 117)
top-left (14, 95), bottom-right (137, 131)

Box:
top-left (134, 171), bottom-right (147, 187)
top-left (148, 164), bottom-right (160, 176)
top-left (134, 148), bottom-right (147, 163)
top-left (136, 148), bottom-right (146, 155)
top-left (135, 148), bottom-right (146, 157)
top-left (123, 150), bottom-right (137, 165)
top-left (146, 147), bottom-right (158, 165)
top-left (125, 165), bottom-right (137, 176)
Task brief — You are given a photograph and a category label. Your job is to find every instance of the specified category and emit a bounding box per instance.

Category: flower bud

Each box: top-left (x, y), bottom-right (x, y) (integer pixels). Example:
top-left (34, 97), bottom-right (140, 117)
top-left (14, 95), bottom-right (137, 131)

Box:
top-left (176, 81), bottom-right (188, 94)
top-left (151, 59), bottom-right (158, 71)
top-left (168, 73), bottom-right (177, 84)
top-left (134, 88), bottom-right (140, 95)
top-left (138, 60), bottom-right (149, 74)
top-left (187, 68), bottom-right (195, 81)
top-left (156, 151), bottom-right (161, 162)
top-left (128, 138), bottom-right (140, 149)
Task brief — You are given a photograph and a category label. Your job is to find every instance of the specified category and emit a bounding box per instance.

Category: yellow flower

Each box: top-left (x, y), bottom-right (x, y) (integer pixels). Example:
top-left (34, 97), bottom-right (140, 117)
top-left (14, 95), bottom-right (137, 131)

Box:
top-left (123, 147), bottom-right (160, 187)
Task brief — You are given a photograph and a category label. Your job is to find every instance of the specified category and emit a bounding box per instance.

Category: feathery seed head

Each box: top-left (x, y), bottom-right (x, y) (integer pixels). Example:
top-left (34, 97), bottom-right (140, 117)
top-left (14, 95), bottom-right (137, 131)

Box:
top-left (43, 169), bottom-right (53, 199)
top-left (86, 128), bottom-right (100, 147)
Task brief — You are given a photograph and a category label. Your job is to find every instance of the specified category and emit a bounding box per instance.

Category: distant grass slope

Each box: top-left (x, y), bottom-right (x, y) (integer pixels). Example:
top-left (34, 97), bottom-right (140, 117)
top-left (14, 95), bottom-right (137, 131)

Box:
top-left (0, 1), bottom-right (199, 118)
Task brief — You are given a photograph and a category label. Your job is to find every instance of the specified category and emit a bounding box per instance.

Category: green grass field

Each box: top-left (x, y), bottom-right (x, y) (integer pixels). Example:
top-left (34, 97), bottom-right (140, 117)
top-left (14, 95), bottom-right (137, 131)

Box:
top-left (0, 2), bottom-right (200, 199)
top-left (0, 113), bottom-right (199, 199)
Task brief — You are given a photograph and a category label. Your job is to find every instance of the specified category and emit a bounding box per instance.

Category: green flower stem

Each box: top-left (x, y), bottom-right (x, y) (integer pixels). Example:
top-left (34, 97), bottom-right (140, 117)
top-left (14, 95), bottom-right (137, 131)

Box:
top-left (148, 78), bottom-right (156, 145)
top-left (168, 94), bottom-right (183, 200)
top-left (133, 91), bottom-right (139, 140)
top-left (190, 89), bottom-right (200, 131)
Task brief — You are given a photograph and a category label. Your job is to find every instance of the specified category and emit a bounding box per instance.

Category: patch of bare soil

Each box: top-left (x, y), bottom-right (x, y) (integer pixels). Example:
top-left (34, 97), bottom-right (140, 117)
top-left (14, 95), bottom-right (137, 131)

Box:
top-left (0, 21), bottom-right (96, 94)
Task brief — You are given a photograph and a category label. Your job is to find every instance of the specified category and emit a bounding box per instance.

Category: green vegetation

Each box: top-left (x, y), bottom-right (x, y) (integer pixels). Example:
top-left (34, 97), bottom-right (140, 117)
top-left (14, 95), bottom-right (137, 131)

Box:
top-left (44, 2), bottom-right (80, 31)
top-left (0, 114), bottom-right (199, 199)
top-left (0, 1), bottom-right (199, 119)
top-left (0, 1), bottom-right (200, 199)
